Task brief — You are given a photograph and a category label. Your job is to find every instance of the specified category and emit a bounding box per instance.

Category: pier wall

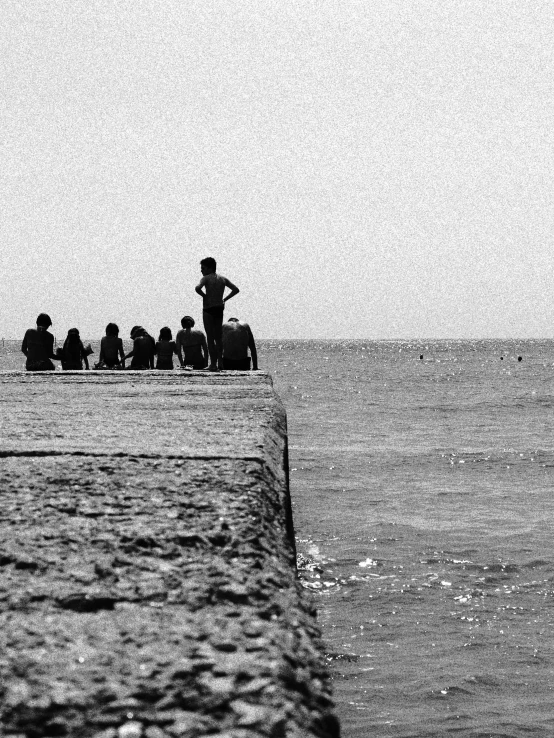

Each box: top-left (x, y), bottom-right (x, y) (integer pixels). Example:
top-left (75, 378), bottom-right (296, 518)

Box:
top-left (0, 372), bottom-right (339, 738)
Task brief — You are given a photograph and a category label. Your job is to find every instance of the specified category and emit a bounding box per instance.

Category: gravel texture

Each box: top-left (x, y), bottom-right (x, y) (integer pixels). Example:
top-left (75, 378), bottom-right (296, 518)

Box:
top-left (0, 372), bottom-right (339, 738)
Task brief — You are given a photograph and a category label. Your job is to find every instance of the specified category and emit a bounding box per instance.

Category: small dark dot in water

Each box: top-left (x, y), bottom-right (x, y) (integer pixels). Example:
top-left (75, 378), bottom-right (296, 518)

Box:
top-left (500, 357), bottom-right (504, 360)
top-left (518, 356), bottom-right (522, 362)
top-left (420, 355), bottom-right (423, 360)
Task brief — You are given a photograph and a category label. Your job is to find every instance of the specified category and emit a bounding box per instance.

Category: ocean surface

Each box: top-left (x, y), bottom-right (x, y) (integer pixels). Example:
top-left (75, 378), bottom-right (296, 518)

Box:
top-left (2, 338), bottom-right (554, 737)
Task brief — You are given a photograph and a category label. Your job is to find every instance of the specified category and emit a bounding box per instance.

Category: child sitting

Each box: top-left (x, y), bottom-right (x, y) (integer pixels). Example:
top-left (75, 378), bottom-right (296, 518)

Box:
top-left (96, 323), bottom-right (125, 369)
top-left (125, 326), bottom-right (155, 369)
top-left (61, 328), bottom-right (90, 370)
top-left (155, 326), bottom-right (177, 370)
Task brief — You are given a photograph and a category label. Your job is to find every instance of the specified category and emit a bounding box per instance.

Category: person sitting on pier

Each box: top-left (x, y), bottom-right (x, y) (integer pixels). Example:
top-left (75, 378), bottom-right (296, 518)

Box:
top-left (125, 326), bottom-right (155, 369)
top-left (155, 326), bottom-right (178, 370)
top-left (175, 316), bottom-right (208, 370)
top-left (221, 317), bottom-right (258, 371)
top-left (195, 257), bottom-right (240, 372)
top-left (21, 313), bottom-right (59, 371)
top-left (60, 328), bottom-right (90, 370)
top-left (96, 322), bottom-right (125, 369)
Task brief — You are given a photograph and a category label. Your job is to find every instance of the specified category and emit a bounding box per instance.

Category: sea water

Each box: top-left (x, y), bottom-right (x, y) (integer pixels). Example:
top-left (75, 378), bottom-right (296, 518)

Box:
top-left (263, 340), bottom-right (554, 738)
top-left (2, 339), bottom-right (554, 737)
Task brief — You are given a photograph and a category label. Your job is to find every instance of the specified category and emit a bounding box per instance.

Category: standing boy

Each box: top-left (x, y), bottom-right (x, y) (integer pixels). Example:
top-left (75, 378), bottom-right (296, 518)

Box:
top-left (195, 258), bottom-right (239, 371)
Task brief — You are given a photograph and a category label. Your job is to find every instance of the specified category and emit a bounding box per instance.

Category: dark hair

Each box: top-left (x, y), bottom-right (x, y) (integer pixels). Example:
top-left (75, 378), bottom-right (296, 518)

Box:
top-left (181, 315), bottom-right (195, 328)
top-left (200, 257), bottom-right (216, 271)
top-left (105, 323), bottom-right (119, 337)
top-left (66, 328), bottom-right (80, 345)
top-left (159, 326), bottom-right (172, 341)
top-left (36, 313), bottom-right (52, 328)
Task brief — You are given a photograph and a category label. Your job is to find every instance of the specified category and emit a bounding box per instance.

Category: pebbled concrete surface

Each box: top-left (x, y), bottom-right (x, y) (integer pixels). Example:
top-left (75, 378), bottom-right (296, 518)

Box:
top-left (0, 372), bottom-right (339, 738)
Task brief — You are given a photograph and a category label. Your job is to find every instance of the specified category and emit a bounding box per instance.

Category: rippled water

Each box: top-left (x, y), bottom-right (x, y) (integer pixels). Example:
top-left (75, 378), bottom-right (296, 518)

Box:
top-left (262, 340), bottom-right (554, 738)
top-left (3, 338), bottom-right (554, 736)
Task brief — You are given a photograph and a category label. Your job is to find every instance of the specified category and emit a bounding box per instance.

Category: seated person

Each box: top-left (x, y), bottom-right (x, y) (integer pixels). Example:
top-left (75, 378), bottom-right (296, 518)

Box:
top-left (21, 313), bottom-right (59, 371)
top-left (61, 328), bottom-right (90, 370)
top-left (221, 317), bottom-right (258, 371)
top-left (125, 326), bottom-right (155, 369)
top-left (155, 327), bottom-right (178, 370)
top-left (97, 323), bottom-right (125, 368)
top-left (175, 316), bottom-right (208, 369)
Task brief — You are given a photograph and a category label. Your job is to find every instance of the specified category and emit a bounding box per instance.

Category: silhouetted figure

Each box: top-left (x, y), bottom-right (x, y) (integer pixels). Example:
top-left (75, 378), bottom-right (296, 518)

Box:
top-left (125, 326), bottom-right (155, 369)
top-left (21, 313), bottom-right (58, 371)
top-left (61, 328), bottom-right (90, 370)
top-left (175, 316), bottom-right (208, 369)
top-left (195, 257), bottom-right (239, 372)
top-left (518, 356), bottom-right (523, 362)
top-left (96, 323), bottom-right (125, 369)
top-left (221, 317), bottom-right (258, 371)
top-left (155, 327), bottom-right (178, 370)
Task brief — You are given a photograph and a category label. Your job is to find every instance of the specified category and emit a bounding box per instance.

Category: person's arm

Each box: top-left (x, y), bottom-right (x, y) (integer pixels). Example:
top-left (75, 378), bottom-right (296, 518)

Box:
top-left (124, 339), bottom-right (136, 360)
top-left (200, 333), bottom-right (208, 367)
top-left (247, 327), bottom-right (258, 370)
top-left (21, 331), bottom-right (28, 356)
top-left (48, 333), bottom-right (58, 360)
top-left (98, 339), bottom-right (105, 365)
top-left (175, 335), bottom-right (185, 366)
top-left (118, 338), bottom-right (126, 368)
top-left (195, 275), bottom-right (207, 300)
top-left (223, 278), bottom-right (239, 303)
top-left (80, 342), bottom-right (89, 370)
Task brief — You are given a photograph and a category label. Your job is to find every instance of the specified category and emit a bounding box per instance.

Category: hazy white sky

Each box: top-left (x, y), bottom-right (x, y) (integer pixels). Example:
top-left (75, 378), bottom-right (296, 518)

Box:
top-left (2, 0), bottom-right (553, 339)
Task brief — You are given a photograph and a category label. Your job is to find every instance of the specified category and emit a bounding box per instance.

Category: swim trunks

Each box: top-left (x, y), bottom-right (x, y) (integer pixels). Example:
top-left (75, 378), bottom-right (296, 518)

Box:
top-left (203, 306), bottom-right (224, 320)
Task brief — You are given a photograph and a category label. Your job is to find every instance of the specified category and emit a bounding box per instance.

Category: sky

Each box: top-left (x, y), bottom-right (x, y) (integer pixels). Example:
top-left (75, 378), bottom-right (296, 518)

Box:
top-left (2, 0), bottom-right (553, 339)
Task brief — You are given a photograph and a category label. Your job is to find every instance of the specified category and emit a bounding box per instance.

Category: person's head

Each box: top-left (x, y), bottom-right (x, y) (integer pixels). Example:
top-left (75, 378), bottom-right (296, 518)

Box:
top-left (181, 315), bottom-right (195, 329)
top-left (66, 328), bottom-right (80, 344)
top-left (159, 326), bottom-right (172, 341)
top-left (130, 326), bottom-right (143, 340)
top-left (36, 313), bottom-right (52, 329)
top-left (200, 257), bottom-right (216, 275)
top-left (227, 317), bottom-right (239, 323)
top-left (105, 323), bottom-right (119, 337)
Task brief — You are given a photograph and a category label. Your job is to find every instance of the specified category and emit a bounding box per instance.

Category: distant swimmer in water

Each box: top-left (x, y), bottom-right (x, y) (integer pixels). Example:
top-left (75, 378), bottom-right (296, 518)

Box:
top-left (21, 313), bottom-right (59, 371)
top-left (221, 317), bottom-right (258, 371)
top-left (518, 356), bottom-right (523, 362)
top-left (96, 323), bottom-right (125, 369)
top-left (61, 328), bottom-right (91, 370)
top-left (195, 257), bottom-right (240, 372)
top-left (175, 316), bottom-right (208, 370)
top-left (125, 326), bottom-right (155, 369)
top-left (155, 326), bottom-right (178, 370)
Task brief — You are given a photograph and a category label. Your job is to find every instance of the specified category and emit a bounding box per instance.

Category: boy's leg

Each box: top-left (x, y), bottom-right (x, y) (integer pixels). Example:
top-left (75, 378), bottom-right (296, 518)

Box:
top-left (202, 311), bottom-right (217, 369)
top-left (213, 310), bottom-right (224, 370)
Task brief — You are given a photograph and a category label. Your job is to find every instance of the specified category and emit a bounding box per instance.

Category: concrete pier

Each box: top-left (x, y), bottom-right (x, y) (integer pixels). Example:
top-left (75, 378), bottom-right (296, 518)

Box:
top-left (0, 372), bottom-right (339, 738)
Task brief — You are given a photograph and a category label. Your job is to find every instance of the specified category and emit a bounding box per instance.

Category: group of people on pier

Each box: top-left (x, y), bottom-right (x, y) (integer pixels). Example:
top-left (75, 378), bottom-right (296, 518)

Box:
top-left (21, 258), bottom-right (258, 373)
